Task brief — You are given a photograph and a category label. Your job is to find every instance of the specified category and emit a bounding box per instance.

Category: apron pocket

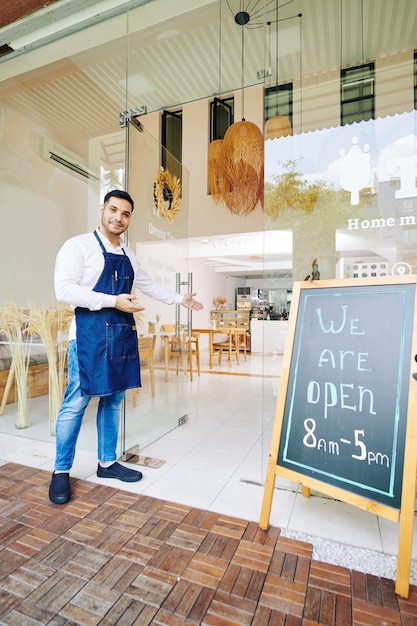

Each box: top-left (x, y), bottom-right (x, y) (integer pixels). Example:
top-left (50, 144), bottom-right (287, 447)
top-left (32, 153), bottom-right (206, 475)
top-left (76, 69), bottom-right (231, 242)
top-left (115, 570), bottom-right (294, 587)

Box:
top-left (106, 323), bottom-right (137, 360)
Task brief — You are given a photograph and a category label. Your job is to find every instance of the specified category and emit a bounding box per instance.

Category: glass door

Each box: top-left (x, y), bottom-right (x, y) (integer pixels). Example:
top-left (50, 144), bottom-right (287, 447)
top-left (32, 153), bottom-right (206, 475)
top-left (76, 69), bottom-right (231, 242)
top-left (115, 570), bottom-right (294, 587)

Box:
top-left (119, 117), bottom-right (193, 460)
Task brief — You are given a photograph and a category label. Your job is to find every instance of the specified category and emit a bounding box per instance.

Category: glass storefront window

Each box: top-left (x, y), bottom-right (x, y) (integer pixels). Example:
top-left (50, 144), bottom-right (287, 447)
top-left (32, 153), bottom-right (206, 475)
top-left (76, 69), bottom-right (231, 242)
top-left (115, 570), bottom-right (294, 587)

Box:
top-left (265, 110), bottom-right (417, 280)
top-left (0, 0), bottom-right (416, 486)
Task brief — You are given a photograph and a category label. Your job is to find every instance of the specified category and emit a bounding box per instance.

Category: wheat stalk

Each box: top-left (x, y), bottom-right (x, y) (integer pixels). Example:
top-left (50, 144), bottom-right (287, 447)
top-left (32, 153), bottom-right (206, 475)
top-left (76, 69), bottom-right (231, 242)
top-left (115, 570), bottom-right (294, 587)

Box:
top-left (57, 305), bottom-right (73, 405)
top-left (0, 300), bottom-right (32, 428)
top-left (25, 304), bottom-right (59, 434)
top-left (25, 303), bottom-right (72, 435)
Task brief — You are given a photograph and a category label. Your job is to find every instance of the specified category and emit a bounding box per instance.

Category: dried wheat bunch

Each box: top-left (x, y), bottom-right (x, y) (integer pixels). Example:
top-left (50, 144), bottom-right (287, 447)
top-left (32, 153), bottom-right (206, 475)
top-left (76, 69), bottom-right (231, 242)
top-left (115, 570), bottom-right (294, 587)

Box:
top-left (154, 168), bottom-right (181, 222)
top-left (0, 300), bottom-right (31, 428)
top-left (25, 303), bottom-right (73, 434)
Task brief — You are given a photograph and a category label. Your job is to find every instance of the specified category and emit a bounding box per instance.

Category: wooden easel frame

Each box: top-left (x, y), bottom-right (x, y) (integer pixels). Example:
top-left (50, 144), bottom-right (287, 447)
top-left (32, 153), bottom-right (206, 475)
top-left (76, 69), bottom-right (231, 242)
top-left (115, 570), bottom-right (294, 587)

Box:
top-left (259, 275), bottom-right (417, 598)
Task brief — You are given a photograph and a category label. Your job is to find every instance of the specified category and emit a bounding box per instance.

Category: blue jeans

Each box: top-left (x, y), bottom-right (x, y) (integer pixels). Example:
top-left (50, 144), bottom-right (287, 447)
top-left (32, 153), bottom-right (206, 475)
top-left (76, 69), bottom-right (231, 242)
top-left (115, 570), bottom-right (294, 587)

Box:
top-left (54, 340), bottom-right (125, 471)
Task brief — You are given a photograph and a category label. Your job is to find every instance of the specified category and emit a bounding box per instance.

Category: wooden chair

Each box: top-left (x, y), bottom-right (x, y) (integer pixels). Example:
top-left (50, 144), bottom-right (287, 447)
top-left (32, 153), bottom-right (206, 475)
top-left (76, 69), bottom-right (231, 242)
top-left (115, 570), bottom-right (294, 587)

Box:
top-left (235, 328), bottom-right (248, 361)
top-left (133, 335), bottom-right (156, 404)
top-left (162, 324), bottom-right (200, 381)
top-left (212, 327), bottom-right (239, 367)
top-left (184, 332), bottom-right (200, 381)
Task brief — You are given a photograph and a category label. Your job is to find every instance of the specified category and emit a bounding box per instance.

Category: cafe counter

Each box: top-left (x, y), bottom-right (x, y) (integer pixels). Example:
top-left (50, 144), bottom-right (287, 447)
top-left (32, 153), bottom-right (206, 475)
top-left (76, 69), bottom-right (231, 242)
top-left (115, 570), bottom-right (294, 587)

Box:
top-left (250, 318), bottom-right (288, 354)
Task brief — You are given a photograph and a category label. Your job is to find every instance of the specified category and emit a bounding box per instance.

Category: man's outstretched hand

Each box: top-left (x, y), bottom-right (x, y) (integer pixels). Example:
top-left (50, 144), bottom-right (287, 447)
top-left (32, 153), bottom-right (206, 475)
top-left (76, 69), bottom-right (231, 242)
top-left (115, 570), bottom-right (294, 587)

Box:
top-left (182, 293), bottom-right (204, 311)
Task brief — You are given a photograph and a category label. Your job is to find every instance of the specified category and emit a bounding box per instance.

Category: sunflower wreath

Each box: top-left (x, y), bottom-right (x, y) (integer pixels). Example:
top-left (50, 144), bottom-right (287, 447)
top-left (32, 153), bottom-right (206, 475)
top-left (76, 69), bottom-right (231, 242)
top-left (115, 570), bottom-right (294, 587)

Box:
top-left (153, 168), bottom-right (181, 222)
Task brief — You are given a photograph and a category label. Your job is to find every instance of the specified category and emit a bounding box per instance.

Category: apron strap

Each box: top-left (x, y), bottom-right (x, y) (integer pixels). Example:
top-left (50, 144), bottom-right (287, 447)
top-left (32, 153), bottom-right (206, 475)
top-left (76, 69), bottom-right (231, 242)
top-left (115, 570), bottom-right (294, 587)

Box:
top-left (94, 230), bottom-right (127, 257)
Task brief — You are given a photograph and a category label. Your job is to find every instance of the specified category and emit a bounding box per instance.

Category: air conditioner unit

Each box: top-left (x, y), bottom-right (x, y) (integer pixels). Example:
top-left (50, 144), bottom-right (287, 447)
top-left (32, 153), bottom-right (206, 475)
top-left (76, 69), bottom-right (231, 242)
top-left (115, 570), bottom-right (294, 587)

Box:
top-left (40, 138), bottom-right (99, 182)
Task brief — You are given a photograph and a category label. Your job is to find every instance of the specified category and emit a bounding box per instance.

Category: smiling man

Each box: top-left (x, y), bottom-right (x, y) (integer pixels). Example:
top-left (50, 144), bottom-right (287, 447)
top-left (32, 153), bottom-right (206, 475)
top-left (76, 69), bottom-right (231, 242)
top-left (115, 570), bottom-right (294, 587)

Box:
top-left (49, 189), bottom-right (203, 505)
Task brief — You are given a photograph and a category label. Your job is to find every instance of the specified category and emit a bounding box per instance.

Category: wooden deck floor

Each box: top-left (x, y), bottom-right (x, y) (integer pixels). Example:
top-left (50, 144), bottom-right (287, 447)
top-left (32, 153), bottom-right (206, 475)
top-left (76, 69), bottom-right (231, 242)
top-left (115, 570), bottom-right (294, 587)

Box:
top-left (1, 462), bottom-right (417, 625)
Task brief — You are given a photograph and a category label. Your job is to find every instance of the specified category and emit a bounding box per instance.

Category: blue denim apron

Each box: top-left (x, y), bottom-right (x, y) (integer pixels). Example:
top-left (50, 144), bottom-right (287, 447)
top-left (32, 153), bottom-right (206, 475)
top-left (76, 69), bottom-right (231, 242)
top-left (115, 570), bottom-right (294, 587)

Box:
top-left (75, 231), bottom-right (141, 396)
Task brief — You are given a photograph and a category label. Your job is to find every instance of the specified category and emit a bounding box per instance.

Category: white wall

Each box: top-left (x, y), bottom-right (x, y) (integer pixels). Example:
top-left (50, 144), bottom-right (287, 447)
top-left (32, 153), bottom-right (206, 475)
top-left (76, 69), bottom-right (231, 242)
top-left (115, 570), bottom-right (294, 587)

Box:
top-left (0, 103), bottom-right (92, 308)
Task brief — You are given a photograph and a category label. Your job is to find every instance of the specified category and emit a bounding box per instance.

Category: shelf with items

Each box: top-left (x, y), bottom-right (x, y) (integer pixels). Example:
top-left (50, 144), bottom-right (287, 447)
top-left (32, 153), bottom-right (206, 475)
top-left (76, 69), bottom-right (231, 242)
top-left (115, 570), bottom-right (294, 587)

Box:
top-left (210, 310), bottom-right (251, 351)
top-left (210, 309), bottom-right (250, 330)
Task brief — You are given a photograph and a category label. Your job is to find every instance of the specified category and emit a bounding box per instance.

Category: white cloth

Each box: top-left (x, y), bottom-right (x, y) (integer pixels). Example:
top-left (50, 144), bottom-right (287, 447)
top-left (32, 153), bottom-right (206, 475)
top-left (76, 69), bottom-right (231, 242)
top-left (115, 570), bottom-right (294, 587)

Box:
top-left (54, 228), bottom-right (183, 341)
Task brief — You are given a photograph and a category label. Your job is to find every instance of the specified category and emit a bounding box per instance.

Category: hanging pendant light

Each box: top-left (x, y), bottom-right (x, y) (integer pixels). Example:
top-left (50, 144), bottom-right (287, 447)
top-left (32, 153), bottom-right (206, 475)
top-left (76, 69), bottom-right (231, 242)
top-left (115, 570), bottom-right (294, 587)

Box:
top-left (208, 1), bottom-right (230, 205)
top-left (219, 8), bottom-right (264, 216)
top-left (208, 139), bottom-right (228, 203)
top-left (221, 120), bottom-right (264, 215)
top-left (265, 115), bottom-right (292, 140)
top-left (264, 1), bottom-right (293, 140)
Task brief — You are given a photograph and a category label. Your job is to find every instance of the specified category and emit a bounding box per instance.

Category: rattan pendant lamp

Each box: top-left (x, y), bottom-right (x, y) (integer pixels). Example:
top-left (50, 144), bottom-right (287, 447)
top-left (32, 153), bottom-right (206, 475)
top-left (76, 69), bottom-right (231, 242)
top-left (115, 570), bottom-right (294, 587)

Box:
top-left (218, 8), bottom-right (264, 215)
top-left (208, 0), bottom-right (225, 204)
top-left (264, 114), bottom-right (292, 140)
top-left (264, 0), bottom-right (293, 140)
top-left (208, 139), bottom-right (227, 204)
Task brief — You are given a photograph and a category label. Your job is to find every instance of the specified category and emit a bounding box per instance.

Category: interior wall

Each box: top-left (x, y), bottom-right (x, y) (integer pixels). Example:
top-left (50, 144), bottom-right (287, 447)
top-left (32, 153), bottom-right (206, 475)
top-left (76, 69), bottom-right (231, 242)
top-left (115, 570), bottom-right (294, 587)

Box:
top-left (0, 102), bottom-right (92, 308)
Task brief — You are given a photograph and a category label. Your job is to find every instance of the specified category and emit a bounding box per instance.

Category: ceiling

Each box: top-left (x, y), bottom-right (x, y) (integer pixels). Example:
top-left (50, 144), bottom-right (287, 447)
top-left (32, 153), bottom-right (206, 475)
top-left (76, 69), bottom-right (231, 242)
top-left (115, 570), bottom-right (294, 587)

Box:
top-left (1, 0), bottom-right (416, 278)
top-left (1, 0), bottom-right (416, 138)
top-left (169, 229), bottom-right (293, 279)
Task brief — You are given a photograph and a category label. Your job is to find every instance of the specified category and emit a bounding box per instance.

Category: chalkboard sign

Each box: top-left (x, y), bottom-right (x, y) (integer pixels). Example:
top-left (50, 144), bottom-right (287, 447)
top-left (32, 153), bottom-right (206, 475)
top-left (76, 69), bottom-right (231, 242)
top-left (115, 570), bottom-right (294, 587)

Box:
top-left (278, 281), bottom-right (414, 509)
top-left (260, 277), bottom-right (417, 598)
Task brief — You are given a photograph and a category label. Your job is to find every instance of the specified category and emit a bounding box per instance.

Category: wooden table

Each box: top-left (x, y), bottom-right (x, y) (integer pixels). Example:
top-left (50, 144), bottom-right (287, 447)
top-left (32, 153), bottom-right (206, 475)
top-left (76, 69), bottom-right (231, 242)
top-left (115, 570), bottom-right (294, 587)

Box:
top-left (193, 327), bottom-right (237, 368)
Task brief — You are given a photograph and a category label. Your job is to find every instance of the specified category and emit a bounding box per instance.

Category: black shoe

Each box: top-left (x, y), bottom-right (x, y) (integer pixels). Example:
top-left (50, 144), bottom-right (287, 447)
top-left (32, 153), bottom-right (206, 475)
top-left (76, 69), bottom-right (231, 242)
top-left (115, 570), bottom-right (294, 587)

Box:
top-left (49, 471), bottom-right (71, 504)
top-left (97, 462), bottom-right (143, 482)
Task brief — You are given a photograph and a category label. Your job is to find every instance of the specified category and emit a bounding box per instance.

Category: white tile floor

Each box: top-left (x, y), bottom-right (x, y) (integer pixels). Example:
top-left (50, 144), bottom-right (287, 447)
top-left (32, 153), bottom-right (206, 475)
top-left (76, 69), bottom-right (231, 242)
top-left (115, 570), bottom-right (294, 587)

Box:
top-left (1, 348), bottom-right (417, 584)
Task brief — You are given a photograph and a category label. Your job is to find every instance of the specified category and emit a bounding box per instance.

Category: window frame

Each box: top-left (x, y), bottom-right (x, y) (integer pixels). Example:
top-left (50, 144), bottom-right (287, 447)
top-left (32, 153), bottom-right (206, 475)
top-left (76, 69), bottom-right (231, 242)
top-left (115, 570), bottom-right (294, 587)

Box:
top-left (210, 96), bottom-right (234, 142)
top-left (340, 62), bottom-right (375, 126)
top-left (264, 83), bottom-right (293, 128)
top-left (414, 51), bottom-right (417, 110)
top-left (161, 108), bottom-right (182, 181)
